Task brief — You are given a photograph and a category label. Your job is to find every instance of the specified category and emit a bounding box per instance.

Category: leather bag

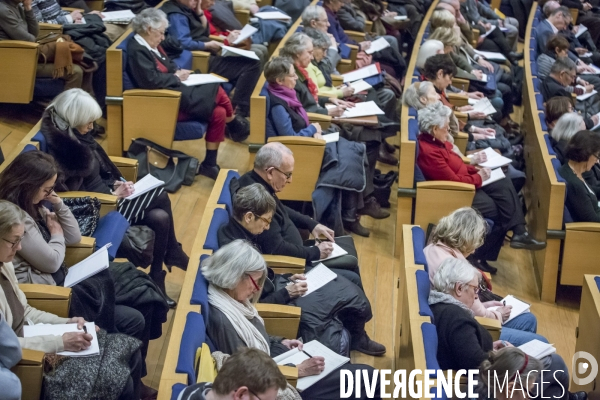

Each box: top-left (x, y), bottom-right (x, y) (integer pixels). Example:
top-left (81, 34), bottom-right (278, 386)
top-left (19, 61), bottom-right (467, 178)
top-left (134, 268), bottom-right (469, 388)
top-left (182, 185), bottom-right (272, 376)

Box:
top-left (62, 196), bottom-right (101, 236)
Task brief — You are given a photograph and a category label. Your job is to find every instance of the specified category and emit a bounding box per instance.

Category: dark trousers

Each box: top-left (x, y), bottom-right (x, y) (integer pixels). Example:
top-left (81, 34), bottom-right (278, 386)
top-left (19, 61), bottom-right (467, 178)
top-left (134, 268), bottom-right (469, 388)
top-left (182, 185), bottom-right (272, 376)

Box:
top-left (471, 177), bottom-right (524, 261)
top-left (209, 56), bottom-right (261, 111)
top-left (114, 304), bottom-right (152, 377)
top-left (118, 348), bottom-right (143, 400)
top-left (92, 61), bottom-right (106, 110)
top-left (477, 27), bottom-right (513, 57)
top-left (300, 364), bottom-right (382, 400)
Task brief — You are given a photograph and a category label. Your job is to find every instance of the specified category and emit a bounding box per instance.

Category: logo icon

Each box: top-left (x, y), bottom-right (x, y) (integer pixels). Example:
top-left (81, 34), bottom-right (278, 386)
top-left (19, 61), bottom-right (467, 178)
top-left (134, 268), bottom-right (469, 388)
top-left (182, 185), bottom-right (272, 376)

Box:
top-left (572, 351), bottom-right (598, 386)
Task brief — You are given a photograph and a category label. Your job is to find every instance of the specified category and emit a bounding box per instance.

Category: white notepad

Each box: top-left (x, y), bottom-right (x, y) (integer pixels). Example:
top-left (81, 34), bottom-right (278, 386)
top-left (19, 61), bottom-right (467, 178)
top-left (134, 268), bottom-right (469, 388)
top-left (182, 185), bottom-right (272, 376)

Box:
top-left (102, 10), bottom-right (135, 23)
top-left (63, 244), bottom-right (111, 288)
top-left (575, 24), bottom-right (588, 38)
top-left (124, 174), bottom-right (164, 200)
top-left (314, 242), bottom-right (348, 262)
top-left (488, 294), bottom-right (531, 324)
top-left (24, 322), bottom-right (99, 357)
top-left (348, 79), bottom-right (372, 93)
top-left (342, 64), bottom-right (380, 83)
top-left (221, 45), bottom-right (260, 60)
top-left (323, 131), bottom-right (339, 143)
top-left (394, 15), bottom-right (408, 20)
top-left (332, 101), bottom-right (384, 118)
top-left (273, 340), bottom-right (349, 390)
top-left (182, 74), bottom-right (228, 87)
top-left (365, 37), bottom-right (390, 55)
top-left (292, 263), bottom-right (338, 297)
top-left (232, 24), bottom-right (258, 44)
top-left (481, 167), bottom-right (506, 187)
top-left (480, 24), bottom-right (496, 38)
top-left (518, 339), bottom-right (556, 359)
top-left (576, 86), bottom-right (598, 101)
top-left (474, 50), bottom-right (506, 61)
top-left (468, 147), bottom-right (512, 169)
top-left (581, 64), bottom-right (600, 75)
top-left (254, 11), bottom-right (291, 20)
top-left (470, 97), bottom-right (496, 115)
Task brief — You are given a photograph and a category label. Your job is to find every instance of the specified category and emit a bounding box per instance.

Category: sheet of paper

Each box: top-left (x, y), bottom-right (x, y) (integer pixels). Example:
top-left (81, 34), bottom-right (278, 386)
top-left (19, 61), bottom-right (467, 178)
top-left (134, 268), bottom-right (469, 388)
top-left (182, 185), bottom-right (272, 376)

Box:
top-left (518, 339), bottom-right (556, 359)
top-left (499, 26), bottom-right (509, 32)
top-left (342, 63), bottom-right (380, 83)
top-left (125, 174), bottom-right (164, 200)
top-left (323, 131), bottom-right (339, 143)
top-left (365, 37), bottom-right (390, 55)
top-left (394, 15), bottom-right (408, 20)
top-left (470, 97), bottom-right (496, 115)
top-left (348, 79), bottom-right (372, 93)
top-left (582, 52), bottom-right (594, 58)
top-left (101, 10), bottom-right (135, 23)
top-left (481, 167), bottom-right (505, 187)
top-left (24, 322), bottom-right (99, 356)
top-left (295, 263), bottom-right (338, 296)
top-left (254, 11), bottom-right (291, 20)
top-left (575, 24), bottom-right (588, 38)
top-left (338, 101), bottom-right (384, 118)
top-left (474, 50), bottom-right (506, 61)
top-left (182, 74), bottom-right (227, 87)
top-left (273, 340), bottom-right (350, 391)
top-left (480, 24), bottom-right (496, 38)
top-left (576, 85), bottom-right (598, 101)
top-left (591, 112), bottom-right (600, 130)
top-left (221, 45), bottom-right (260, 60)
top-left (232, 24), bottom-right (258, 44)
top-left (468, 147), bottom-right (512, 169)
top-left (63, 244), bottom-right (111, 287)
top-left (315, 242), bottom-right (348, 262)
top-left (489, 295), bottom-right (531, 323)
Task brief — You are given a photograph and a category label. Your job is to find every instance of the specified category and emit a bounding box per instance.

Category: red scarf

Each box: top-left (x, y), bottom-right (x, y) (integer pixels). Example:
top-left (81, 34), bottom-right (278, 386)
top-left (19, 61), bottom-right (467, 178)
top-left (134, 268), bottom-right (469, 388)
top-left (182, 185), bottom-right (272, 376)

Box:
top-left (296, 65), bottom-right (319, 101)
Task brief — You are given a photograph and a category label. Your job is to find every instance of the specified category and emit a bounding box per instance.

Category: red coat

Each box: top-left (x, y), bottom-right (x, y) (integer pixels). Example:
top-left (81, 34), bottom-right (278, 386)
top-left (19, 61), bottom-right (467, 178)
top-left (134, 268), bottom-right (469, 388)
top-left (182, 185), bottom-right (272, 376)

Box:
top-left (416, 133), bottom-right (483, 188)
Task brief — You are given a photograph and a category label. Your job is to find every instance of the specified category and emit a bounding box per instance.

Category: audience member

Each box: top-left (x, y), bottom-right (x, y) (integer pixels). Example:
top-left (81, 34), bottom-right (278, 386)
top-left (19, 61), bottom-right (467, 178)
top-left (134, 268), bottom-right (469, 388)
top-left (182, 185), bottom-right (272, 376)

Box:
top-left (550, 112), bottom-right (586, 163)
top-left (459, 0), bottom-right (519, 51)
top-left (0, 312), bottom-right (21, 400)
top-left (544, 96), bottom-right (574, 130)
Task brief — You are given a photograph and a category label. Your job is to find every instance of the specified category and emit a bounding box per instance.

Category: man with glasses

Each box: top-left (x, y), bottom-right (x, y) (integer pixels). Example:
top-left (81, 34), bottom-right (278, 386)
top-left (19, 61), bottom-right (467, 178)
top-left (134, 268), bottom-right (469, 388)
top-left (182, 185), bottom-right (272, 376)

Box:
top-left (178, 347), bottom-right (287, 400)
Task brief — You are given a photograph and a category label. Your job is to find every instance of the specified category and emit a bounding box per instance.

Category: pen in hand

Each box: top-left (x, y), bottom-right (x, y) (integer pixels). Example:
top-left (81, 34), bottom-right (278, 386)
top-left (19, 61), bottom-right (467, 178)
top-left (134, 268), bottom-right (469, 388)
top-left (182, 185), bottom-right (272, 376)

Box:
top-left (302, 350), bottom-right (314, 358)
top-left (83, 325), bottom-right (87, 334)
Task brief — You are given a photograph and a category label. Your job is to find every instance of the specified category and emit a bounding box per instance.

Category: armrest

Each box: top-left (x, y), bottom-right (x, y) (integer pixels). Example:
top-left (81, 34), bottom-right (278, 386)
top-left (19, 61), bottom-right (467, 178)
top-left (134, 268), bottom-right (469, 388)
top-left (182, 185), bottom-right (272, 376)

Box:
top-left (38, 23), bottom-right (62, 32)
top-left (0, 41), bottom-right (39, 49)
top-left (451, 78), bottom-right (470, 92)
top-left (455, 112), bottom-right (468, 123)
top-left (462, 156), bottom-right (471, 164)
top-left (262, 254), bottom-right (306, 274)
top-left (61, 7), bottom-right (84, 11)
top-left (17, 349), bottom-right (45, 365)
top-left (122, 89), bottom-right (181, 98)
top-left (278, 365), bottom-right (298, 387)
top-left (344, 30), bottom-right (366, 42)
top-left (331, 74), bottom-right (343, 87)
top-left (471, 30), bottom-right (480, 46)
top-left (210, 35), bottom-right (225, 42)
top-left (59, 191), bottom-right (117, 203)
top-left (234, 9), bottom-right (250, 26)
top-left (416, 181), bottom-right (476, 191)
top-left (191, 51), bottom-right (211, 73)
top-left (474, 316), bottom-right (501, 340)
top-left (109, 156), bottom-right (138, 182)
top-left (256, 303), bottom-right (302, 318)
top-left (66, 236), bottom-right (96, 267)
top-left (364, 21), bottom-right (373, 32)
top-left (447, 93), bottom-right (469, 107)
top-left (564, 222), bottom-right (600, 232)
top-left (307, 113), bottom-right (332, 123)
top-left (267, 137), bottom-right (326, 146)
top-left (456, 131), bottom-right (469, 139)
top-left (19, 284), bottom-right (72, 300)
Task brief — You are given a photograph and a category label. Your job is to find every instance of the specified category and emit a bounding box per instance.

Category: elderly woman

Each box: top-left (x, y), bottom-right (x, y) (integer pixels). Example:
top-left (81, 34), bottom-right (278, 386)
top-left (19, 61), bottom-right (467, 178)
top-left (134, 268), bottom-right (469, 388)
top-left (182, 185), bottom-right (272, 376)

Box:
top-left (128, 8), bottom-right (234, 180)
top-left (559, 130), bottom-right (600, 222)
top-left (0, 200), bottom-right (144, 400)
top-left (217, 184), bottom-right (384, 356)
top-left (550, 112), bottom-right (587, 163)
top-left (160, 0), bottom-right (261, 117)
top-left (203, 240), bottom-right (382, 400)
top-left (430, 258), bottom-right (584, 400)
top-left (424, 207), bottom-right (548, 347)
top-left (417, 103), bottom-right (545, 263)
top-left (39, 89), bottom-right (186, 307)
top-left (545, 96), bottom-right (575, 131)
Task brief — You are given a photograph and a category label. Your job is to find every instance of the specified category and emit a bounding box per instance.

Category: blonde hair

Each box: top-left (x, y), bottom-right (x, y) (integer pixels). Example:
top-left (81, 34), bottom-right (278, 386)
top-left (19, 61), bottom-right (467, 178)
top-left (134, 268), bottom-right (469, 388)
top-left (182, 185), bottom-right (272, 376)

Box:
top-left (431, 9), bottom-right (456, 31)
top-left (429, 26), bottom-right (462, 47)
top-left (430, 207), bottom-right (487, 255)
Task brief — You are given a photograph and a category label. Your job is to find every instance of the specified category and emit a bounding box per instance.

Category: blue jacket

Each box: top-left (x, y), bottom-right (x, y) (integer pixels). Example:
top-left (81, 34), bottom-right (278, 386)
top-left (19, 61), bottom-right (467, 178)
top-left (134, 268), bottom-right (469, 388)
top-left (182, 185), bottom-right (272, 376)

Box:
top-left (267, 104), bottom-right (317, 138)
top-left (325, 7), bottom-right (357, 46)
top-left (535, 19), bottom-right (578, 62)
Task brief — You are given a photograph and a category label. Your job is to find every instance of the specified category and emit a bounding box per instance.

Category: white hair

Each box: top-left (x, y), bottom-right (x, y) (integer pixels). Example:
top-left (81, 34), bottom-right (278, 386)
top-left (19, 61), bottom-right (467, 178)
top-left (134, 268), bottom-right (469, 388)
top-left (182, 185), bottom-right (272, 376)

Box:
top-left (417, 102), bottom-right (452, 134)
top-left (302, 5), bottom-right (325, 26)
top-left (254, 142), bottom-right (293, 170)
top-left (417, 40), bottom-right (444, 69)
top-left (47, 88), bottom-right (102, 128)
top-left (132, 8), bottom-right (168, 34)
top-left (201, 240), bottom-right (267, 290)
top-left (402, 81), bottom-right (435, 110)
top-left (433, 257), bottom-right (481, 294)
top-left (551, 112), bottom-right (584, 142)
top-left (280, 32), bottom-right (313, 59)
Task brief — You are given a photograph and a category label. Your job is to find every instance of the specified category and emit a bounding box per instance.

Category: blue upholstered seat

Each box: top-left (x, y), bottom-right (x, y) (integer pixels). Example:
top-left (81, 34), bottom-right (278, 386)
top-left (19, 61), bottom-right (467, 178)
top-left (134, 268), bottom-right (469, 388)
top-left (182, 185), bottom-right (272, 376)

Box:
top-left (595, 276), bottom-right (600, 291)
top-left (191, 254), bottom-right (211, 322)
top-left (412, 226), bottom-right (428, 269)
top-left (535, 94), bottom-right (544, 110)
top-left (171, 384), bottom-right (186, 400)
top-left (552, 158), bottom-right (573, 224)
top-left (217, 170), bottom-right (241, 215)
top-left (544, 134), bottom-right (556, 156)
top-left (532, 78), bottom-right (540, 93)
top-left (416, 269), bottom-right (434, 318)
top-left (203, 208), bottom-right (230, 251)
top-left (540, 113), bottom-right (548, 132)
top-left (408, 107), bottom-right (417, 117)
top-left (422, 322), bottom-right (441, 370)
top-left (175, 312), bottom-right (207, 385)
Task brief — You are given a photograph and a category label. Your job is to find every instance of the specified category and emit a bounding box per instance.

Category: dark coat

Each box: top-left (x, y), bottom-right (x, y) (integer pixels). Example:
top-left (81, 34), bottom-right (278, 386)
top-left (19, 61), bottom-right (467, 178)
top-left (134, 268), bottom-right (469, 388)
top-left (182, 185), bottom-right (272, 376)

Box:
top-left (62, 14), bottom-right (110, 63)
top-left (559, 162), bottom-right (600, 222)
top-left (209, 0), bottom-right (242, 31)
top-left (540, 76), bottom-right (595, 129)
top-left (232, 171), bottom-right (321, 262)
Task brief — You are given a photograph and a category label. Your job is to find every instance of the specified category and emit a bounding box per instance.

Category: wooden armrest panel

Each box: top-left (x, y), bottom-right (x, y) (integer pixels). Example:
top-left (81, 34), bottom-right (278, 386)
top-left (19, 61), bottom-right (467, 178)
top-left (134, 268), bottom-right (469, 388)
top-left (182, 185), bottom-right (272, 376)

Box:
top-left (456, 131), bottom-right (469, 139)
top-left (267, 136), bottom-right (326, 146)
top-left (58, 191), bottom-right (117, 203)
top-left (18, 349), bottom-right (45, 365)
top-left (19, 284), bottom-right (72, 299)
top-left (416, 181), bottom-right (476, 191)
top-left (122, 89), bottom-right (181, 98)
top-left (0, 41), bottom-right (39, 48)
top-left (109, 156), bottom-right (138, 166)
top-left (345, 30), bottom-right (366, 39)
top-left (331, 74), bottom-right (343, 86)
top-left (307, 113), bottom-right (332, 123)
top-left (38, 23), bottom-right (62, 31)
top-left (278, 365), bottom-right (298, 387)
top-left (447, 93), bottom-right (469, 107)
top-left (262, 254), bottom-right (306, 267)
top-left (565, 222), bottom-right (600, 232)
top-left (67, 236), bottom-right (96, 248)
top-left (475, 316), bottom-right (501, 330)
top-left (256, 304), bottom-right (302, 318)
top-left (346, 44), bottom-right (359, 50)
top-left (210, 35), bottom-right (225, 42)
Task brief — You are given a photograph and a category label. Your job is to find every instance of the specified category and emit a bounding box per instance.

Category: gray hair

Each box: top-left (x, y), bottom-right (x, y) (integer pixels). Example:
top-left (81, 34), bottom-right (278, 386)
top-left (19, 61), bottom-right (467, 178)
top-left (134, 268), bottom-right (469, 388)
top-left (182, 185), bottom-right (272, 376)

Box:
top-left (551, 112), bottom-right (585, 142)
top-left (280, 32), bottom-right (312, 59)
top-left (48, 88), bottom-right (102, 128)
top-left (402, 81), bottom-right (435, 110)
top-left (417, 40), bottom-right (444, 69)
top-left (254, 142), bottom-right (293, 170)
top-left (302, 5), bottom-right (325, 26)
top-left (430, 207), bottom-right (487, 255)
top-left (232, 183), bottom-right (276, 222)
top-left (478, 348), bottom-right (544, 396)
top-left (0, 200), bottom-right (27, 239)
top-left (543, 0), bottom-right (560, 17)
top-left (264, 56), bottom-right (294, 84)
top-left (417, 102), bottom-right (452, 134)
top-left (307, 28), bottom-right (331, 49)
top-left (201, 240), bottom-right (267, 290)
top-left (132, 8), bottom-right (168, 35)
top-left (433, 257), bottom-right (481, 294)
top-left (550, 56), bottom-right (576, 75)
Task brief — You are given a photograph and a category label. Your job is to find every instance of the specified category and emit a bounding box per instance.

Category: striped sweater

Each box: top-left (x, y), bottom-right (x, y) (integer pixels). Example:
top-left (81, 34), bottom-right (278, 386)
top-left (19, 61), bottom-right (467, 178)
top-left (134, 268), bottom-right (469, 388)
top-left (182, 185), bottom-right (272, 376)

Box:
top-left (31, 0), bottom-right (71, 25)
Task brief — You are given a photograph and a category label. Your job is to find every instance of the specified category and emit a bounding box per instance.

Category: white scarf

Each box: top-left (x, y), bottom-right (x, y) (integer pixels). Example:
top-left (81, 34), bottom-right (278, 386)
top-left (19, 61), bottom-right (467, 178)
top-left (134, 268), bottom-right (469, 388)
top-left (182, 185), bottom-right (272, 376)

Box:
top-left (134, 34), bottom-right (164, 59)
top-left (208, 285), bottom-right (270, 354)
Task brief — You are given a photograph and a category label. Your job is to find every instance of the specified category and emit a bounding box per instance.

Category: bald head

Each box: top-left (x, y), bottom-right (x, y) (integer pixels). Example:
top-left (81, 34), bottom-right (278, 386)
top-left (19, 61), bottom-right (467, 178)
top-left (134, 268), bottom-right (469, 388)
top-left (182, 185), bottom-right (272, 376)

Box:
top-left (543, 0), bottom-right (560, 17)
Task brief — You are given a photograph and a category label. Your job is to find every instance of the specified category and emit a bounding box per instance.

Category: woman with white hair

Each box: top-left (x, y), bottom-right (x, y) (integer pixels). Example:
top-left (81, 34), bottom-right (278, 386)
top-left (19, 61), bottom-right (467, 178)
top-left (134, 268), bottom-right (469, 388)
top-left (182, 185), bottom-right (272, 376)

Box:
top-left (550, 112), bottom-right (587, 163)
top-left (128, 8), bottom-right (235, 180)
top-left (204, 240), bottom-right (383, 400)
top-left (40, 88), bottom-right (187, 308)
top-left (430, 258), bottom-right (584, 400)
top-left (416, 103), bottom-right (545, 260)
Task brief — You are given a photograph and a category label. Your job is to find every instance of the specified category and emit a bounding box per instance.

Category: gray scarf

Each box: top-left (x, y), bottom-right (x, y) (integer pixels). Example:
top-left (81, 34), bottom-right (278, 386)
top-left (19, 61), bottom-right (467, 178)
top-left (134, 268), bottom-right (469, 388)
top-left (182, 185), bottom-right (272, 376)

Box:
top-left (428, 290), bottom-right (476, 317)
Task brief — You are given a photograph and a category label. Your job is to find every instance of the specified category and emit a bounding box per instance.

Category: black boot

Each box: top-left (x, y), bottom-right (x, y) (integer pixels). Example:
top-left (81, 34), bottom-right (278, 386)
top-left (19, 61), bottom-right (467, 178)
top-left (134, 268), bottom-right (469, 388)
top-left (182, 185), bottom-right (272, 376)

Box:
top-left (164, 242), bottom-right (189, 272)
top-left (151, 270), bottom-right (177, 309)
top-left (358, 196), bottom-right (390, 219)
top-left (343, 219), bottom-right (370, 237)
top-left (351, 333), bottom-right (386, 356)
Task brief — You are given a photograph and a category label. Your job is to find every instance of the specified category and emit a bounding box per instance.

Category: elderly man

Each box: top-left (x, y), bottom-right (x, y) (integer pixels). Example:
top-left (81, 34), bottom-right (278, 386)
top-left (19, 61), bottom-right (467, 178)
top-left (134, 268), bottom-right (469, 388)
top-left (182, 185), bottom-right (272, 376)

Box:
top-left (458, 0), bottom-right (519, 52)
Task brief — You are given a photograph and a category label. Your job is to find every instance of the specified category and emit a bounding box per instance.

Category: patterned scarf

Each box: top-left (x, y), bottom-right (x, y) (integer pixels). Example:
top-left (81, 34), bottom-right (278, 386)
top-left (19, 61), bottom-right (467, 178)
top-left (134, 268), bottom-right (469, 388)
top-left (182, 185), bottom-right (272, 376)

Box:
top-left (296, 65), bottom-right (319, 101)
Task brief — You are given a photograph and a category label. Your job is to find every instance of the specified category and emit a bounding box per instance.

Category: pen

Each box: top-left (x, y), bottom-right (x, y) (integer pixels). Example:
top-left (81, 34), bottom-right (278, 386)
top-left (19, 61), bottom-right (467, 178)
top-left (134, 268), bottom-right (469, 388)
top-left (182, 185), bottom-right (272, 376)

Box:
top-left (302, 350), bottom-right (314, 358)
top-left (83, 325), bottom-right (87, 334)
top-left (501, 340), bottom-right (507, 347)
top-left (119, 177), bottom-right (127, 183)
top-left (503, 300), bottom-right (506, 306)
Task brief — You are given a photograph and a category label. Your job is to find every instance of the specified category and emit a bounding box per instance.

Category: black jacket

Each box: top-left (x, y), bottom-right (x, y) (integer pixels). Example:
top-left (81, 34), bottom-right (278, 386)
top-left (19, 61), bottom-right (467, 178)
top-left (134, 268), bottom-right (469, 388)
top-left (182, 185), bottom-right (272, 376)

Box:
top-left (62, 14), bottom-right (110, 62)
top-left (541, 76), bottom-right (594, 129)
top-left (232, 171), bottom-right (320, 262)
top-left (430, 302), bottom-right (493, 370)
top-left (161, 0), bottom-right (210, 41)
top-left (559, 162), bottom-right (600, 222)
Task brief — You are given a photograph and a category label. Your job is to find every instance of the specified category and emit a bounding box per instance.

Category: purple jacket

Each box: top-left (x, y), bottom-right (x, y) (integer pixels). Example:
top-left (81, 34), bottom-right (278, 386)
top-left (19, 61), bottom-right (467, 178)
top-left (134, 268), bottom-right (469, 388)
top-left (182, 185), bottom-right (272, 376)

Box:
top-left (325, 6), bottom-right (357, 46)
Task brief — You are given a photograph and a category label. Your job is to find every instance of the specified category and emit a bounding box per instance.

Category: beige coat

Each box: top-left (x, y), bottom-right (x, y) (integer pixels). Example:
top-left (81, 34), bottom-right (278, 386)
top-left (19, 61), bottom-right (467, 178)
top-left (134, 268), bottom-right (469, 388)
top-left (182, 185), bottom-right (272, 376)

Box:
top-left (0, 262), bottom-right (68, 353)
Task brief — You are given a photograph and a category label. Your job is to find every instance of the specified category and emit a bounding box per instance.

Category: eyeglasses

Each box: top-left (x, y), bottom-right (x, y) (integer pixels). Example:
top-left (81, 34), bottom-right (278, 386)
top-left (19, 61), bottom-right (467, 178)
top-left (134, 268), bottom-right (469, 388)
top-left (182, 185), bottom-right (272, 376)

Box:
top-left (152, 28), bottom-right (166, 36)
top-left (594, 154), bottom-right (600, 162)
top-left (246, 274), bottom-right (261, 291)
top-left (248, 389), bottom-right (263, 400)
top-left (253, 213), bottom-right (272, 225)
top-left (43, 186), bottom-right (55, 196)
top-left (3, 232), bottom-right (26, 249)
top-left (268, 167), bottom-right (293, 180)
top-left (464, 283), bottom-right (480, 294)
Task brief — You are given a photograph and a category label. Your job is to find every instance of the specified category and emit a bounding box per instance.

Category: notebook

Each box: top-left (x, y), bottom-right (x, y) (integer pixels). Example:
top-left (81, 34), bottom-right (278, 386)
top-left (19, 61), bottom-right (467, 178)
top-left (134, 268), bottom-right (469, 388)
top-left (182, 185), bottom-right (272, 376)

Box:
top-left (254, 11), bottom-right (291, 20)
top-left (182, 74), bottom-right (228, 87)
top-left (329, 101), bottom-right (384, 118)
top-left (314, 242), bottom-right (348, 262)
top-left (323, 131), bottom-right (339, 143)
top-left (575, 24), bottom-right (588, 38)
top-left (24, 322), bottom-right (99, 357)
top-left (365, 37), bottom-right (390, 55)
top-left (289, 263), bottom-right (338, 297)
top-left (480, 25), bottom-right (496, 38)
top-left (102, 10), bottom-right (135, 23)
top-left (480, 167), bottom-right (506, 187)
top-left (473, 50), bottom-right (506, 61)
top-left (470, 98), bottom-right (496, 116)
top-left (576, 86), bottom-right (598, 101)
top-left (468, 147), bottom-right (512, 169)
top-left (518, 339), bottom-right (556, 359)
top-left (394, 15), bottom-right (408, 20)
top-left (63, 244), bottom-right (111, 288)
top-left (348, 79), bottom-right (372, 93)
top-left (342, 63), bottom-right (381, 83)
top-left (488, 295), bottom-right (531, 324)
top-left (232, 24), bottom-right (258, 44)
top-left (221, 45), bottom-right (260, 60)
top-left (273, 340), bottom-right (349, 390)
top-left (124, 174), bottom-right (164, 201)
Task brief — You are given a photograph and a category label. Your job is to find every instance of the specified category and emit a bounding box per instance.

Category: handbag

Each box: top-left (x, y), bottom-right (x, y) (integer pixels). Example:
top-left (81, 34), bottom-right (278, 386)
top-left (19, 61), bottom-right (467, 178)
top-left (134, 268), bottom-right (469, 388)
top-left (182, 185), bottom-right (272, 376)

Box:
top-left (62, 196), bottom-right (101, 236)
top-left (126, 138), bottom-right (199, 193)
top-left (115, 225), bottom-right (156, 268)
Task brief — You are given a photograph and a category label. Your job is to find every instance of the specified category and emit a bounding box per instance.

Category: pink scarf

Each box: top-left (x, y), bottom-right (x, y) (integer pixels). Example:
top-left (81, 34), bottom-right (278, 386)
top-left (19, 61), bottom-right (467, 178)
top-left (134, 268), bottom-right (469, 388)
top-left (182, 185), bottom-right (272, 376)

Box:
top-left (267, 82), bottom-right (310, 126)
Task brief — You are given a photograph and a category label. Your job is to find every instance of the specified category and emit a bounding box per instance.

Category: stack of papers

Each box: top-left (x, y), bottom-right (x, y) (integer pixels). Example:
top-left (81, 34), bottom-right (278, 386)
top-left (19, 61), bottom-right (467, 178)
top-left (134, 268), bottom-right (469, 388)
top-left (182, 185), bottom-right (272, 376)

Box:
top-left (232, 24), bottom-right (258, 44)
top-left (102, 10), bottom-right (135, 24)
top-left (254, 11), bottom-right (291, 20)
top-left (182, 74), bottom-right (227, 87)
top-left (488, 295), bottom-right (531, 324)
top-left (481, 167), bottom-right (506, 187)
top-left (221, 45), bottom-right (259, 60)
top-left (342, 64), bottom-right (380, 83)
top-left (474, 50), bottom-right (506, 61)
top-left (575, 24), bottom-right (588, 38)
top-left (64, 244), bottom-right (111, 287)
top-left (348, 79), bottom-right (372, 93)
top-left (480, 25), bottom-right (496, 38)
top-left (365, 37), bottom-right (390, 55)
top-left (291, 263), bottom-right (337, 297)
top-left (468, 147), bottom-right (512, 169)
top-left (125, 174), bottom-right (164, 200)
top-left (470, 98), bottom-right (496, 115)
top-left (575, 85), bottom-right (598, 101)
top-left (327, 101), bottom-right (384, 118)
top-left (518, 339), bottom-right (556, 359)
top-left (314, 242), bottom-right (348, 262)
top-left (24, 322), bottom-right (99, 356)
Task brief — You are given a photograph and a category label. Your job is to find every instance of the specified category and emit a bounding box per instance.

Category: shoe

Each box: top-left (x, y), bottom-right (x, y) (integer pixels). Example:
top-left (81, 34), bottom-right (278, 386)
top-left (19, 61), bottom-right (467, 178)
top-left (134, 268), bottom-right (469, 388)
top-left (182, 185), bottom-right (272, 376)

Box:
top-left (164, 242), bottom-right (189, 272)
top-left (343, 220), bottom-right (370, 237)
top-left (91, 122), bottom-right (105, 137)
top-left (510, 232), bottom-right (547, 251)
top-left (377, 145), bottom-right (399, 166)
top-left (467, 255), bottom-right (498, 275)
top-left (383, 140), bottom-right (396, 154)
top-left (197, 163), bottom-right (220, 180)
top-left (358, 196), bottom-right (390, 219)
top-left (569, 391), bottom-right (588, 400)
top-left (141, 383), bottom-right (158, 400)
top-left (151, 270), bottom-right (177, 309)
top-left (351, 333), bottom-right (386, 356)
top-left (509, 51), bottom-right (524, 60)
